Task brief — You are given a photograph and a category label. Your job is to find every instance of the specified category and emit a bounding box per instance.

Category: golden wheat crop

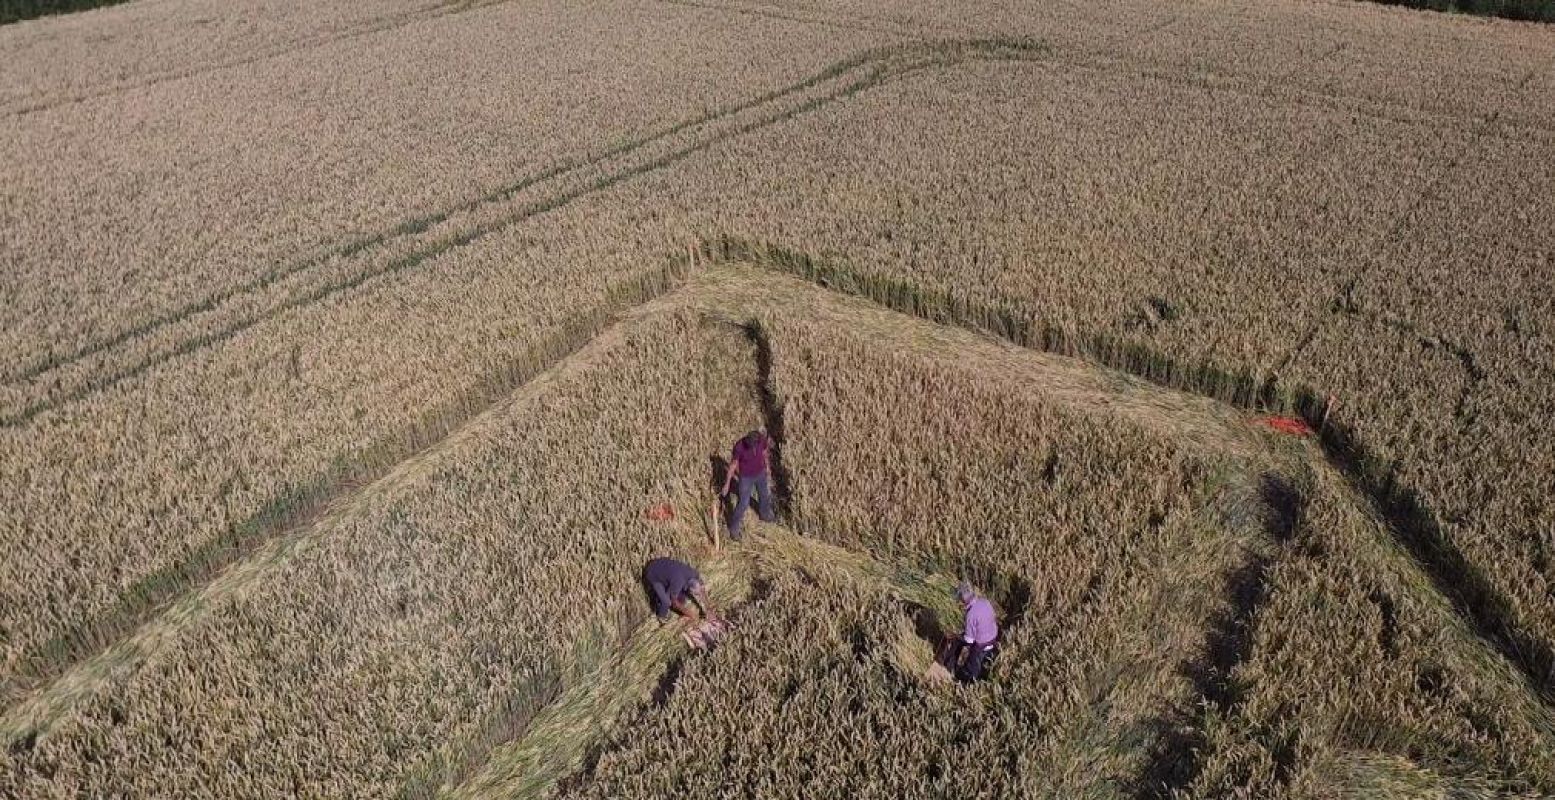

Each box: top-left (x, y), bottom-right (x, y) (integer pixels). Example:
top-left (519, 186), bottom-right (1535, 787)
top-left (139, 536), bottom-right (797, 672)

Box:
top-left (0, 308), bottom-right (760, 797)
top-left (0, 235), bottom-right (680, 706)
top-left (560, 269), bottom-right (1555, 797)
top-left (0, 0), bottom-right (885, 702)
top-left (0, 0), bottom-right (887, 371)
top-left (1186, 464), bottom-right (1555, 796)
top-left (0, 1), bottom-right (444, 111)
top-left (3, 0), bottom-right (1554, 796)
top-left (745, 277), bottom-right (1554, 795)
top-left (588, 2), bottom-right (1555, 745)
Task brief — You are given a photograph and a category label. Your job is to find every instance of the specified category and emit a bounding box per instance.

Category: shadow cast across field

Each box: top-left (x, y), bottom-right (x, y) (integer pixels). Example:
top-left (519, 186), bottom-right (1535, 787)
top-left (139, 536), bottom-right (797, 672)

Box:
top-left (906, 601), bottom-right (949, 650)
top-left (741, 319), bottom-right (794, 519)
top-left (1132, 472), bottom-right (1305, 798)
top-left (18, 42), bottom-right (1544, 783)
top-left (0, 47), bottom-right (1053, 733)
top-left (1316, 414), bottom-right (1555, 686)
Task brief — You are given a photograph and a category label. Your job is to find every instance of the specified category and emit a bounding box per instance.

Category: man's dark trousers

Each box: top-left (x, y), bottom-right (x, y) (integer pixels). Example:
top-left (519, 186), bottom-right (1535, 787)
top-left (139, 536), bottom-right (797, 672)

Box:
top-left (729, 474), bottom-right (774, 539)
top-left (942, 639), bottom-right (995, 683)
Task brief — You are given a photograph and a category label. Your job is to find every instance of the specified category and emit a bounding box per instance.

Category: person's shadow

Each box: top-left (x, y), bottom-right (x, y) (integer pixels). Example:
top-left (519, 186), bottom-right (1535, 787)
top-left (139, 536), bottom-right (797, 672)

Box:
top-left (708, 453), bottom-right (732, 521)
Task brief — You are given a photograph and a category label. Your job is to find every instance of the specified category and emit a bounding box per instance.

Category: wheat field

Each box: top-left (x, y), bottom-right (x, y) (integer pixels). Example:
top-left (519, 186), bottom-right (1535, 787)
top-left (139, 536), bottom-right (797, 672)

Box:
top-left (2, 0), bottom-right (1553, 796)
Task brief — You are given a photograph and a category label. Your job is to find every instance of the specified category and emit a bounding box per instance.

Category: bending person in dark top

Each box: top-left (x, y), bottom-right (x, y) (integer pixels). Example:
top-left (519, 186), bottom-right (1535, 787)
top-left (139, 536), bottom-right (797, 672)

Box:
top-left (642, 557), bottom-right (719, 622)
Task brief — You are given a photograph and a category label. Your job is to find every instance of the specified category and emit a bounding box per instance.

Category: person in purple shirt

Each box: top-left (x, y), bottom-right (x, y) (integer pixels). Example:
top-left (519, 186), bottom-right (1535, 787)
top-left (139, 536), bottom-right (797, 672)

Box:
top-left (720, 429), bottom-right (776, 541)
top-left (941, 582), bottom-right (999, 683)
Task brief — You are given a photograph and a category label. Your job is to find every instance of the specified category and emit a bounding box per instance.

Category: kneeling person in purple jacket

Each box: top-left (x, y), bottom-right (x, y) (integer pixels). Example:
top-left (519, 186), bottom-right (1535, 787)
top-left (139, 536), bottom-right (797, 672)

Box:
top-left (642, 557), bottom-right (719, 622)
top-left (942, 582), bottom-right (999, 683)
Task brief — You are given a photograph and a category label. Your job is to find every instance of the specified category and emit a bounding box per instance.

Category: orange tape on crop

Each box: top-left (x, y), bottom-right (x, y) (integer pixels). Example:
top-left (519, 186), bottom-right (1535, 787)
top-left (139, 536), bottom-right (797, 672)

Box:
top-left (1253, 415), bottom-right (1314, 436)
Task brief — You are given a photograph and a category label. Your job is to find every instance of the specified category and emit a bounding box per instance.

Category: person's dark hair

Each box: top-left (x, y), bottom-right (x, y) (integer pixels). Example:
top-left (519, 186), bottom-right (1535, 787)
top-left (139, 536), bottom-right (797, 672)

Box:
top-left (744, 429), bottom-right (763, 446)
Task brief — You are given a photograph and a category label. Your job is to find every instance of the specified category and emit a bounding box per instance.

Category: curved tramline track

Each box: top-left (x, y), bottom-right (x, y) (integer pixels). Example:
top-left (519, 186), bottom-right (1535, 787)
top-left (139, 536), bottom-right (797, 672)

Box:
top-left (6, 260), bottom-right (1550, 796)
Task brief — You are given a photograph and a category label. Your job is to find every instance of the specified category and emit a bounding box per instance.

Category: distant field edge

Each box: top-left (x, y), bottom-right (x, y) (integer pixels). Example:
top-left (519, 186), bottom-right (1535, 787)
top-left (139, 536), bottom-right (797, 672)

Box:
top-left (0, 0), bottom-right (132, 26)
top-left (1365, 0), bottom-right (1555, 22)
